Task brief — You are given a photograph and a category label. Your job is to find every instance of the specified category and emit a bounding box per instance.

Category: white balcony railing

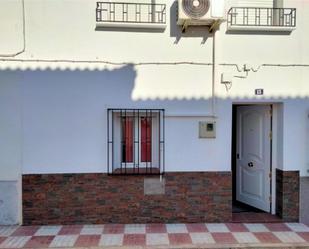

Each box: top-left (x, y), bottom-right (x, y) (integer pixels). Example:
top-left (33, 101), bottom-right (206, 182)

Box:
top-left (227, 7), bottom-right (296, 31)
top-left (96, 2), bottom-right (166, 29)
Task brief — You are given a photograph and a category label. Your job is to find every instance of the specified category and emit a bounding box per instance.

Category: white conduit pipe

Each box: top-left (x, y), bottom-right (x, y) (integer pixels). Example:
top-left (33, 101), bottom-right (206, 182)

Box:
top-left (0, 0), bottom-right (26, 57)
top-left (211, 30), bottom-right (217, 117)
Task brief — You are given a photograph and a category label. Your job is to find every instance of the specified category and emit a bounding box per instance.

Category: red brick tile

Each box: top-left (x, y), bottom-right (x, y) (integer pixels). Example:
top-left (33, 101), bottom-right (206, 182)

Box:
top-left (226, 223), bottom-right (248, 232)
top-left (23, 173), bottom-right (231, 225)
top-left (264, 223), bottom-right (291, 232)
top-left (297, 232), bottom-right (309, 242)
top-left (58, 225), bottom-right (83, 235)
top-left (123, 234), bottom-right (146, 246)
top-left (103, 224), bottom-right (125, 234)
top-left (212, 232), bottom-right (237, 244)
top-left (168, 233), bottom-right (192, 245)
top-left (186, 223), bottom-right (207, 233)
top-left (146, 224), bottom-right (167, 233)
top-left (11, 226), bottom-right (40, 236)
top-left (24, 236), bottom-right (54, 248)
top-left (254, 232), bottom-right (281, 243)
top-left (74, 235), bottom-right (100, 247)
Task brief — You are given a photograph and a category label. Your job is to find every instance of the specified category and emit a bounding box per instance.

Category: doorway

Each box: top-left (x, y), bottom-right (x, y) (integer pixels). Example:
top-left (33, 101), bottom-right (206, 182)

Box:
top-left (232, 104), bottom-right (274, 219)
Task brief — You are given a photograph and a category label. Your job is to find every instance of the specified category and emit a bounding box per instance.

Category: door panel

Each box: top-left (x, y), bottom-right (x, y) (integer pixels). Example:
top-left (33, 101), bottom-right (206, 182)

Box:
top-left (236, 105), bottom-right (271, 212)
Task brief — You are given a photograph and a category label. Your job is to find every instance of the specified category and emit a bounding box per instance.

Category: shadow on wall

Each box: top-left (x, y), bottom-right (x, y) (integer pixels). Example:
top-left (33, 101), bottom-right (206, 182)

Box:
top-left (2, 64), bottom-right (215, 173)
top-left (6, 64), bottom-right (215, 113)
top-left (2, 64), bottom-right (309, 112)
top-left (1, 65), bottom-right (309, 176)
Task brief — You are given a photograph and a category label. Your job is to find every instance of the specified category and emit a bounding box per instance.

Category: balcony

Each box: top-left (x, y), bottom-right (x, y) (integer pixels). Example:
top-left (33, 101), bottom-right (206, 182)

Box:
top-left (227, 7), bottom-right (296, 32)
top-left (96, 2), bottom-right (166, 30)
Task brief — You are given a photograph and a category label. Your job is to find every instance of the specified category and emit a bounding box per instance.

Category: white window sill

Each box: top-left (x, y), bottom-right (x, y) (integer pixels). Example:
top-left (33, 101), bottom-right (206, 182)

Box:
top-left (96, 22), bottom-right (166, 30)
top-left (227, 25), bottom-right (295, 32)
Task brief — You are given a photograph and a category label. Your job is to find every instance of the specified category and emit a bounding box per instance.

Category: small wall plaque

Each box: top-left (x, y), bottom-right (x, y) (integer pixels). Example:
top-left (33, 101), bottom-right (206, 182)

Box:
top-left (255, 89), bottom-right (264, 95)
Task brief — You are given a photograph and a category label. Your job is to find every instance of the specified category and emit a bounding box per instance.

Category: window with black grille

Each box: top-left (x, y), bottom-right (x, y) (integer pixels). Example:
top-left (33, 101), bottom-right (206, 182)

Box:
top-left (107, 109), bottom-right (165, 175)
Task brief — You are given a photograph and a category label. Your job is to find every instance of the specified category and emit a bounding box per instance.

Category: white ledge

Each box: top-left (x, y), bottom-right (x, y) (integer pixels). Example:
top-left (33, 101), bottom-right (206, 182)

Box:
top-left (96, 22), bottom-right (166, 30)
top-left (227, 25), bottom-right (295, 32)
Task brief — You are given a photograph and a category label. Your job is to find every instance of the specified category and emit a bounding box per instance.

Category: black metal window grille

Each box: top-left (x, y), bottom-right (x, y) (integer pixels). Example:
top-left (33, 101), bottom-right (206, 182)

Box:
top-left (107, 109), bottom-right (165, 175)
top-left (227, 7), bottom-right (296, 27)
top-left (96, 2), bottom-right (166, 24)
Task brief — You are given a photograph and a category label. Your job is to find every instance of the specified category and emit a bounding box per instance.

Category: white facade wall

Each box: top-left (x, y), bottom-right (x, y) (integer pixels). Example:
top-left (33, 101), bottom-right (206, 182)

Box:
top-left (0, 0), bottom-right (309, 186)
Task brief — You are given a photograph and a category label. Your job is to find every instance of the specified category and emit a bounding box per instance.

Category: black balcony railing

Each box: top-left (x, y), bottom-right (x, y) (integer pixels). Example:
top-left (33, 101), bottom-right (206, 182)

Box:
top-left (227, 7), bottom-right (296, 28)
top-left (96, 2), bottom-right (166, 24)
top-left (107, 109), bottom-right (165, 175)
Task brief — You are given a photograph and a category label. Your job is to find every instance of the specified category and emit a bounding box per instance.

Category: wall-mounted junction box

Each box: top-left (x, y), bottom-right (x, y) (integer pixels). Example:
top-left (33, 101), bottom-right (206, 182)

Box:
top-left (199, 121), bottom-right (216, 138)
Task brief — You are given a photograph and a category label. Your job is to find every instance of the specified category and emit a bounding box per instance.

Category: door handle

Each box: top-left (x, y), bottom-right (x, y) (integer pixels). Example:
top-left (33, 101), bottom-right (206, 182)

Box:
top-left (248, 162), bottom-right (254, 167)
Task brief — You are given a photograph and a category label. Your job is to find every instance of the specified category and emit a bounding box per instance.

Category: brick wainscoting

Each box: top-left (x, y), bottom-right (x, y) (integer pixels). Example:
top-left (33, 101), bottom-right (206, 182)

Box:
top-left (22, 172), bottom-right (232, 225)
top-left (276, 169), bottom-right (300, 222)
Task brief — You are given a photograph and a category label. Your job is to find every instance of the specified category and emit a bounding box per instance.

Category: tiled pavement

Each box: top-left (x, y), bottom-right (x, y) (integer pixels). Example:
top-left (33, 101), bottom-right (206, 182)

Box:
top-left (0, 223), bottom-right (309, 248)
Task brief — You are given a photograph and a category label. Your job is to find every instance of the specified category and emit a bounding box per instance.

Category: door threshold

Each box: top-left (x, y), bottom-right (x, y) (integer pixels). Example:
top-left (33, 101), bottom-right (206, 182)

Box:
top-left (232, 212), bottom-right (282, 223)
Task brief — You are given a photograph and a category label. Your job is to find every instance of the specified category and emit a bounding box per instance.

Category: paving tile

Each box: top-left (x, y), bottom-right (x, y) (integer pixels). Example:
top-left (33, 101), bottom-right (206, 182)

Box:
top-left (99, 234), bottom-right (123, 246)
top-left (254, 232), bottom-right (281, 243)
top-left (0, 226), bottom-right (18, 237)
top-left (166, 224), bottom-right (188, 233)
top-left (123, 234), bottom-right (146, 246)
top-left (190, 232), bottom-right (215, 244)
top-left (211, 232), bottom-right (237, 244)
top-left (23, 236), bottom-right (54, 248)
top-left (206, 223), bottom-right (229, 233)
top-left (58, 225), bottom-right (83, 235)
top-left (274, 232), bottom-right (306, 243)
top-left (2, 223), bottom-right (309, 248)
top-left (233, 232), bottom-right (259, 243)
top-left (103, 224), bottom-right (125, 234)
top-left (146, 224), bottom-right (167, 233)
top-left (80, 225), bottom-right (104, 235)
top-left (74, 235), bottom-right (100, 247)
top-left (0, 237), bottom-right (6, 244)
top-left (124, 224), bottom-right (145, 234)
top-left (34, 225), bottom-right (61, 236)
top-left (186, 223), bottom-right (208, 233)
top-left (49, 235), bottom-right (78, 247)
top-left (168, 233), bottom-right (192, 245)
top-left (226, 223), bottom-right (248, 232)
top-left (11, 226), bottom-right (39, 236)
top-left (285, 223), bottom-right (309, 232)
top-left (297, 232), bottom-right (309, 242)
top-left (244, 223), bottom-right (269, 232)
top-left (265, 223), bottom-right (292, 232)
top-left (146, 233), bottom-right (169, 246)
top-left (0, 236), bottom-right (31, 248)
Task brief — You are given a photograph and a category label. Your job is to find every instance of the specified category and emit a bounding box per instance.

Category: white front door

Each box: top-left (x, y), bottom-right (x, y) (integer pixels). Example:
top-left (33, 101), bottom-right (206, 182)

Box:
top-left (236, 105), bottom-right (271, 212)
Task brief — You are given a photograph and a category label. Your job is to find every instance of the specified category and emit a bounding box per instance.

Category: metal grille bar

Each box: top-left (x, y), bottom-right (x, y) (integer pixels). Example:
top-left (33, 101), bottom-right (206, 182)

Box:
top-left (96, 2), bottom-right (166, 24)
top-left (227, 7), bottom-right (296, 28)
top-left (107, 109), bottom-right (165, 175)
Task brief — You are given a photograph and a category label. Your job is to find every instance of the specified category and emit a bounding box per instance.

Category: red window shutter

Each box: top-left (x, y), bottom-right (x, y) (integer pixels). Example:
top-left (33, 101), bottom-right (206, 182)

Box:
top-left (141, 117), bottom-right (152, 162)
top-left (122, 117), bottom-right (133, 163)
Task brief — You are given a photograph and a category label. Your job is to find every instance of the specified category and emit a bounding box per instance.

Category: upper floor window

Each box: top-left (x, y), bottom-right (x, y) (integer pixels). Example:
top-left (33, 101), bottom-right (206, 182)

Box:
top-left (107, 109), bottom-right (165, 175)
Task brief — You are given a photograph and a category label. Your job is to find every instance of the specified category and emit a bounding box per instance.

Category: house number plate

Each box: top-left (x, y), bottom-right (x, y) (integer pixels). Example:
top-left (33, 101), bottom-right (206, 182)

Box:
top-left (255, 89), bottom-right (264, 95)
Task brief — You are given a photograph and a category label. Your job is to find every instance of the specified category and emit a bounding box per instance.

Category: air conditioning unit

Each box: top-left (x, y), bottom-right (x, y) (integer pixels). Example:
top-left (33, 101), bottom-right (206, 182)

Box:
top-left (177, 0), bottom-right (224, 26)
